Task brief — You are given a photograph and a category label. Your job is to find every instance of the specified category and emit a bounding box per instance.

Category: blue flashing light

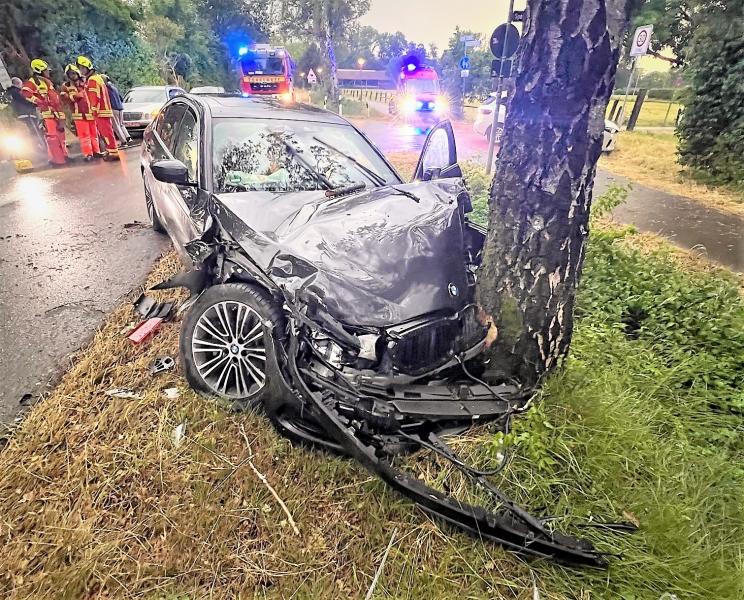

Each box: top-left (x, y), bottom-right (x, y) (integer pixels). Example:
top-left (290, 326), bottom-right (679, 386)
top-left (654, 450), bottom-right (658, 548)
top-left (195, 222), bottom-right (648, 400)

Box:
top-left (238, 46), bottom-right (249, 56)
top-left (241, 92), bottom-right (250, 97)
top-left (415, 100), bottom-right (424, 110)
top-left (406, 63), bottom-right (416, 72)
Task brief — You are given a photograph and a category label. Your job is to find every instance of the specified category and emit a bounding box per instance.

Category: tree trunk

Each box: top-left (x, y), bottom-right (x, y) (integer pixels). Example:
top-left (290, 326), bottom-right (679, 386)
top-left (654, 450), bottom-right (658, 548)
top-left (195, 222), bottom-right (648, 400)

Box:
top-left (325, 28), bottom-right (340, 110)
top-left (476, 0), bottom-right (630, 386)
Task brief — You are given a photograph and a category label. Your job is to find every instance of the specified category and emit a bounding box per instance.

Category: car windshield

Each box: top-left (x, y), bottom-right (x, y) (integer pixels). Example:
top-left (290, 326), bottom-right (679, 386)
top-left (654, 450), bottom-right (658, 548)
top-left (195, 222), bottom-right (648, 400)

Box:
top-left (212, 119), bottom-right (399, 193)
top-left (241, 57), bottom-right (285, 75)
top-left (404, 79), bottom-right (439, 94)
top-left (124, 88), bottom-right (167, 103)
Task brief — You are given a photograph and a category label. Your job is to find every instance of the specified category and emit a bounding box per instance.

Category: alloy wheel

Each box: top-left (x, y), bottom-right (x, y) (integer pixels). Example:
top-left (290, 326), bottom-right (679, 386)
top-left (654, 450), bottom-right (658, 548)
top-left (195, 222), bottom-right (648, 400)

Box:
top-left (191, 301), bottom-right (267, 398)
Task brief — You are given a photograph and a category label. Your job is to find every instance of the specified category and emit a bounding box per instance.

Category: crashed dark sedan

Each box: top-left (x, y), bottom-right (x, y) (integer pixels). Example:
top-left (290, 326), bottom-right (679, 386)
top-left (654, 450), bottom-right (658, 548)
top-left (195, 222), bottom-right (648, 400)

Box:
top-left (140, 95), bottom-right (608, 566)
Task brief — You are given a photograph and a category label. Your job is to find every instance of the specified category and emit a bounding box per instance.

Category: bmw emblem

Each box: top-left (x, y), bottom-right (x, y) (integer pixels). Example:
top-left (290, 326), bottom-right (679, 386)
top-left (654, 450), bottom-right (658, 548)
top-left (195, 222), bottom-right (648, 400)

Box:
top-left (448, 283), bottom-right (459, 297)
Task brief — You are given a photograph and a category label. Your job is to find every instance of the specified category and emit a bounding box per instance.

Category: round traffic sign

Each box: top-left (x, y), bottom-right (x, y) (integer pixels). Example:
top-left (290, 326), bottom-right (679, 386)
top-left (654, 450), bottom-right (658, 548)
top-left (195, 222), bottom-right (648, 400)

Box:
top-left (490, 23), bottom-right (520, 59)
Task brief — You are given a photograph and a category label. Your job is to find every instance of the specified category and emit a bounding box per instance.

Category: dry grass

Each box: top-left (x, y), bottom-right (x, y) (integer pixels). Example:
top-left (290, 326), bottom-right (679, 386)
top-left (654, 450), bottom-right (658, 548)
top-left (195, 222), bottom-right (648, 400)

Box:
top-left (600, 131), bottom-right (744, 216)
top-left (0, 252), bottom-right (546, 599)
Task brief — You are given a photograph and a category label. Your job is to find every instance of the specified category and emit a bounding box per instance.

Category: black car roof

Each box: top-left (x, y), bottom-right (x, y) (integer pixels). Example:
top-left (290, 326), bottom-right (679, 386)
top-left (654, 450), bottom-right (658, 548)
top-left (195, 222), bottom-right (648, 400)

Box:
top-left (190, 95), bottom-right (350, 125)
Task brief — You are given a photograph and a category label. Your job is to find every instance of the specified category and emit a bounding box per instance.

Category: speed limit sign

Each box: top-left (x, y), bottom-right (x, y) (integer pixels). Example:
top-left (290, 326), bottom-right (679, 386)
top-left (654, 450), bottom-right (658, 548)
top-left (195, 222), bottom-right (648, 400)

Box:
top-left (630, 25), bottom-right (653, 57)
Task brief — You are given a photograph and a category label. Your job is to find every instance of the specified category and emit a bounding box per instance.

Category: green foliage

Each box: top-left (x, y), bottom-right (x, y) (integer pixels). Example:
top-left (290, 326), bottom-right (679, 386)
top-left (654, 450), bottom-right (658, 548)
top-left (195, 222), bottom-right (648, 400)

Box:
top-left (439, 28), bottom-right (493, 118)
top-left (489, 220), bottom-right (744, 598)
top-left (678, 17), bottom-right (744, 187)
top-left (460, 158), bottom-right (491, 226)
top-left (591, 183), bottom-right (629, 220)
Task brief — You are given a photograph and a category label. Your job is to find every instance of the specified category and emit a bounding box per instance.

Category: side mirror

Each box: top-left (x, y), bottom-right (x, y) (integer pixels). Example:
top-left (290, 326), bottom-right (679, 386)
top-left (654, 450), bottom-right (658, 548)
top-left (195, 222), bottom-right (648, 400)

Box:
top-left (151, 159), bottom-right (193, 185)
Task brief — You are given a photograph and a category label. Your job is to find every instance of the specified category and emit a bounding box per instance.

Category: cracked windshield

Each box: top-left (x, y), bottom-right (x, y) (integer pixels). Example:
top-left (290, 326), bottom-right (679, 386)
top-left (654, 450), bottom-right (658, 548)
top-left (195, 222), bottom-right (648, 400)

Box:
top-left (0, 0), bottom-right (742, 598)
top-left (213, 120), bottom-right (398, 192)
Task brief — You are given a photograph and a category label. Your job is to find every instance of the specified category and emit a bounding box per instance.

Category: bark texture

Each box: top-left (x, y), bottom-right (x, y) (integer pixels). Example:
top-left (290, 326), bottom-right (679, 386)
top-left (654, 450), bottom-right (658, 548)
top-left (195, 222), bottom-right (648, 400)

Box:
top-left (476, 0), bottom-right (630, 385)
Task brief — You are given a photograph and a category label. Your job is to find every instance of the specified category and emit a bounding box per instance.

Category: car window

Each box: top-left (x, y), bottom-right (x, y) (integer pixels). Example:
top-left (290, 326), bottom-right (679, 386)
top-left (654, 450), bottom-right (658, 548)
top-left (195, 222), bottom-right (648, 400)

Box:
top-left (124, 88), bottom-right (167, 103)
top-left (173, 109), bottom-right (198, 182)
top-left (156, 103), bottom-right (187, 152)
top-left (212, 118), bottom-right (399, 193)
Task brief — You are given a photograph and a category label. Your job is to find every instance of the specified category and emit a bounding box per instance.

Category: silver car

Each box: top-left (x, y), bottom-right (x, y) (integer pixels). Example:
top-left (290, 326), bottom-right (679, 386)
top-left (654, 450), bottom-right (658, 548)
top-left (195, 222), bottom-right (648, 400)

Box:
top-left (122, 86), bottom-right (185, 134)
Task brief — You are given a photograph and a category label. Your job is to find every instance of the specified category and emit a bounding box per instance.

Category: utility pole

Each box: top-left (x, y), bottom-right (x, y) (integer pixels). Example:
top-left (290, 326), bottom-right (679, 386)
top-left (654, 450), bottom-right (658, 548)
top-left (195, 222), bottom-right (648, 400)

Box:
top-left (485, 0), bottom-right (516, 175)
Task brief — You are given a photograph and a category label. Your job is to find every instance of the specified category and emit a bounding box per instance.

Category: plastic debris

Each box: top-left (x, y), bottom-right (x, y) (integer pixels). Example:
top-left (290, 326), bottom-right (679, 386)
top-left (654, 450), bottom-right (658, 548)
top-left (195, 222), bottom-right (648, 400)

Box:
top-left (163, 387), bottom-right (180, 399)
top-left (150, 356), bottom-right (175, 375)
top-left (127, 317), bottom-right (163, 344)
top-left (172, 422), bottom-right (186, 447)
top-left (105, 388), bottom-right (142, 399)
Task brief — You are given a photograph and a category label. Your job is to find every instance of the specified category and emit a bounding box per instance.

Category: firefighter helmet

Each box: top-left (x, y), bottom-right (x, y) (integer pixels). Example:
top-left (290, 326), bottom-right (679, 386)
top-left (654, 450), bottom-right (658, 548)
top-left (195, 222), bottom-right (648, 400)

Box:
top-left (65, 64), bottom-right (81, 77)
top-left (30, 59), bottom-right (49, 74)
top-left (76, 56), bottom-right (93, 70)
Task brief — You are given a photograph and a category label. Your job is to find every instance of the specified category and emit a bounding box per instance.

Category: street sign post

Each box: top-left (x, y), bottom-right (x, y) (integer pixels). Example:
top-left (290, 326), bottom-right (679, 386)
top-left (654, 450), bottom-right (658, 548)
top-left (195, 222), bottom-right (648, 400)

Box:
top-left (486, 0), bottom-right (519, 174)
top-left (630, 24), bottom-right (653, 57)
top-left (307, 69), bottom-right (317, 85)
top-left (619, 25), bottom-right (653, 126)
top-left (459, 56), bottom-right (470, 70)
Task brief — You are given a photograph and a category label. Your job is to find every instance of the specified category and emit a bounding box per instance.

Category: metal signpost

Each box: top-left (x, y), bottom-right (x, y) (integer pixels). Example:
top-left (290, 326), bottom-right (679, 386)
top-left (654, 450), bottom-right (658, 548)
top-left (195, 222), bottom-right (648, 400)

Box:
top-left (620, 25), bottom-right (653, 126)
top-left (485, 0), bottom-right (518, 174)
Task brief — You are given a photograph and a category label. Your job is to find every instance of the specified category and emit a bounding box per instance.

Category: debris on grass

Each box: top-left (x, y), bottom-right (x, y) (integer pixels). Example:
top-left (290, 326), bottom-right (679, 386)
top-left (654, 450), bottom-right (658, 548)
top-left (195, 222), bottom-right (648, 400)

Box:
top-left (150, 356), bottom-right (175, 375)
top-left (104, 388), bottom-right (141, 399)
top-left (127, 316), bottom-right (163, 344)
top-left (172, 422), bottom-right (186, 447)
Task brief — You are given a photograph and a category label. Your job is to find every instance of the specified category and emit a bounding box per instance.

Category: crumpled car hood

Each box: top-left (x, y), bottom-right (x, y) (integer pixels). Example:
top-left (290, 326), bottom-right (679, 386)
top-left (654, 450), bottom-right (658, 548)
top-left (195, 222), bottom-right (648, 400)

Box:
top-left (212, 181), bottom-right (470, 327)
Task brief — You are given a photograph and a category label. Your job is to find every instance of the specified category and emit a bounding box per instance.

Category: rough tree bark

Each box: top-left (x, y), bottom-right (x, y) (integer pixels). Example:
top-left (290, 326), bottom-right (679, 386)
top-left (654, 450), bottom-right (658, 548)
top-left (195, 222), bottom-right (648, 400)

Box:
top-left (476, 0), bottom-right (631, 385)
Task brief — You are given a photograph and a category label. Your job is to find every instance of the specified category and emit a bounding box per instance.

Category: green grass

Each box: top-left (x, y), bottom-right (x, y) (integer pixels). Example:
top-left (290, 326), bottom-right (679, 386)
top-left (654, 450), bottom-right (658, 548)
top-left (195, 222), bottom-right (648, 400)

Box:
top-left (606, 95), bottom-right (683, 127)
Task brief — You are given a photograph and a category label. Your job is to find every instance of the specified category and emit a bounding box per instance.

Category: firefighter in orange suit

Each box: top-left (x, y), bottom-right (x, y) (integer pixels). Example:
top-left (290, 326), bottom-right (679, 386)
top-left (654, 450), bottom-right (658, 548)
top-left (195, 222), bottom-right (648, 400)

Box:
top-left (60, 64), bottom-right (100, 161)
top-left (22, 59), bottom-right (68, 166)
top-left (76, 55), bottom-right (119, 160)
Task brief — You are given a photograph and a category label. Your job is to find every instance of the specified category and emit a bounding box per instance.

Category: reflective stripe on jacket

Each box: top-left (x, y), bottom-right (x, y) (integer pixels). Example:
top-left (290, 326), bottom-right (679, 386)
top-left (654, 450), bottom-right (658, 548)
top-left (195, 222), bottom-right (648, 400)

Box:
top-left (85, 73), bottom-right (113, 117)
top-left (60, 81), bottom-right (94, 121)
top-left (21, 76), bottom-right (65, 120)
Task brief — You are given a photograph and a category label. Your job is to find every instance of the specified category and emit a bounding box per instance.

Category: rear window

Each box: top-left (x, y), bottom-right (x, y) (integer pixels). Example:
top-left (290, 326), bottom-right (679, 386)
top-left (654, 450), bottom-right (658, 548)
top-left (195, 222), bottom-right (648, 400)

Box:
top-left (212, 118), bottom-right (399, 193)
top-left (124, 88), bottom-right (167, 103)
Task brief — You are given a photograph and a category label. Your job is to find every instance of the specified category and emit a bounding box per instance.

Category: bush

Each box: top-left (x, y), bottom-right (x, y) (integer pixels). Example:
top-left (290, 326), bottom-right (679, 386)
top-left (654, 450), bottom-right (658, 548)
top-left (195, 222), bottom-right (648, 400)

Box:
top-left (678, 24), bottom-right (744, 186)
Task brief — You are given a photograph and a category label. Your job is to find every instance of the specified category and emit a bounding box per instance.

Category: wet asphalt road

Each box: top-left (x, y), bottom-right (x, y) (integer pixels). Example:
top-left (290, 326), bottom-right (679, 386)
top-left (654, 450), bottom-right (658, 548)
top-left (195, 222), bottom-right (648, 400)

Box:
top-left (0, 146), bottom-right (167, 427)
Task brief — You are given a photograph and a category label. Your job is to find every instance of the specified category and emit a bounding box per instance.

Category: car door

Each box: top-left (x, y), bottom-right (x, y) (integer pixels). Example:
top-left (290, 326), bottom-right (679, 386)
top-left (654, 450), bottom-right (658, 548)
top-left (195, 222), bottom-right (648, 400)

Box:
top-left (413, 120), bottom-right (462, 181)
top-left (144, 102), bottom-right (188, 240)
top-left (167, 106), bottom-right (204, 248)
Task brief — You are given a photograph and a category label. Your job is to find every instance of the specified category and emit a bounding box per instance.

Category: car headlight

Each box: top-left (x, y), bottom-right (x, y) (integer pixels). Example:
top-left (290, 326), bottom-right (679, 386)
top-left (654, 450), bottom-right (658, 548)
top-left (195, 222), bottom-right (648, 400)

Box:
top-left (402, 95), bottom-right (416, 114)
top-left (435, 96), bottom-right (449, 114)
top-left (1, 133), bottom-right (27, 155)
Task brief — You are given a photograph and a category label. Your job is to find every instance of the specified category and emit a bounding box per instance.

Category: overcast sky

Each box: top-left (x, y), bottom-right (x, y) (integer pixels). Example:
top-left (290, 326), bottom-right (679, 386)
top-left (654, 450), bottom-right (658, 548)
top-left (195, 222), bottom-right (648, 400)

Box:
top-left (360, 0), bottom-right (511, 52)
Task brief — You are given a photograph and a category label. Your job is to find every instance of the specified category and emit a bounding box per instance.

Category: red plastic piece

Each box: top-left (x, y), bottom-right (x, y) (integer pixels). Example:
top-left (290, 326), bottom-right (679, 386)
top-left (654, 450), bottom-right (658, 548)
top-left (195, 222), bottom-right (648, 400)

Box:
top-left (127, 317), bottom-right (163, 344)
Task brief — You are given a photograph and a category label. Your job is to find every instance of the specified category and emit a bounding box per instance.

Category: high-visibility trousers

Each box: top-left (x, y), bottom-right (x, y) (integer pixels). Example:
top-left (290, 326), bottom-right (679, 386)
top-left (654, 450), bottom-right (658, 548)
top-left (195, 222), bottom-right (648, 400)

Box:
top-left (43, 118), bottom-right (67, 165)
top-left (73, 120), bottom-right (99, 157)
top-left (95, 116), bottom-right (118, 153)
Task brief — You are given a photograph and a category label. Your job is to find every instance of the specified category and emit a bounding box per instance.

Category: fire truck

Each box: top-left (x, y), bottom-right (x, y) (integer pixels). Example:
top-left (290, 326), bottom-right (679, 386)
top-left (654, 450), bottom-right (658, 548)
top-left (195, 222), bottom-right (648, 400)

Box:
top-left (238, 44), bottom-right (295, 101)
top-left (390, 62), bottom-right (448, 133)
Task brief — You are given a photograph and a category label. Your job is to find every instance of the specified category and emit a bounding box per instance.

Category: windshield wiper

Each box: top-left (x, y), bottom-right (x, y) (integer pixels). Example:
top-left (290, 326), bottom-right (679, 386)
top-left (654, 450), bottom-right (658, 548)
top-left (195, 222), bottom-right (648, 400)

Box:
top-left (312, 136), bottom-right (387, 187)
top-left (325, 182), bottom-right (366, 198)
top-left (281, 139), bottom-right (334, 190)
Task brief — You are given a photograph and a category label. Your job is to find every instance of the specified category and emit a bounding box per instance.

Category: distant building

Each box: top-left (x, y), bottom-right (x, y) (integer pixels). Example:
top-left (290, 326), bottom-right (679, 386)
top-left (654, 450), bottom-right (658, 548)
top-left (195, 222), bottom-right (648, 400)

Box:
top-left (337, 69), bottom-right (394, 89)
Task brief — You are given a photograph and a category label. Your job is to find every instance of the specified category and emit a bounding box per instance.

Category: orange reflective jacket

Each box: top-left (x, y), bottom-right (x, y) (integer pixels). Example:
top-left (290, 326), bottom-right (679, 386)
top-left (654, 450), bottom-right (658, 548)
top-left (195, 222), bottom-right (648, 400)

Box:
top-left (21, 76), bottom-right (65, 120)
top-left (60, 81), bottom-right (94, 121)
top-left (85, 73), bottom-right (113, 117)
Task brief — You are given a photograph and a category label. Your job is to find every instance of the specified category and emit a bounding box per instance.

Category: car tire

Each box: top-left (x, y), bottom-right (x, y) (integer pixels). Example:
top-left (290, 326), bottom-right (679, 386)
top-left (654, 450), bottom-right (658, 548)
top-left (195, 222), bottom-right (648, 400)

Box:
top-left (144, 181), bottom-right (166, 234)
top-left (179, 283), bottom-right (289, 412)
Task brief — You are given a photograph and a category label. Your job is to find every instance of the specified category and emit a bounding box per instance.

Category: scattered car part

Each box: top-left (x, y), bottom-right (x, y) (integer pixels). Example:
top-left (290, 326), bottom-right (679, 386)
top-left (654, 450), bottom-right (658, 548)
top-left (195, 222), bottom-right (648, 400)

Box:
top-left (150, 356), bottom-right (175, 375)
top-left (127, 317), bottom-right (163, 344)
top-left (172, 422), bottom-right (186, 447)
top-left (105, 388), bottom-right (142, 399)
top-left (163, 387), bottom-right (181, 399)
top-left (133, 293), bottom-right (175, 320)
